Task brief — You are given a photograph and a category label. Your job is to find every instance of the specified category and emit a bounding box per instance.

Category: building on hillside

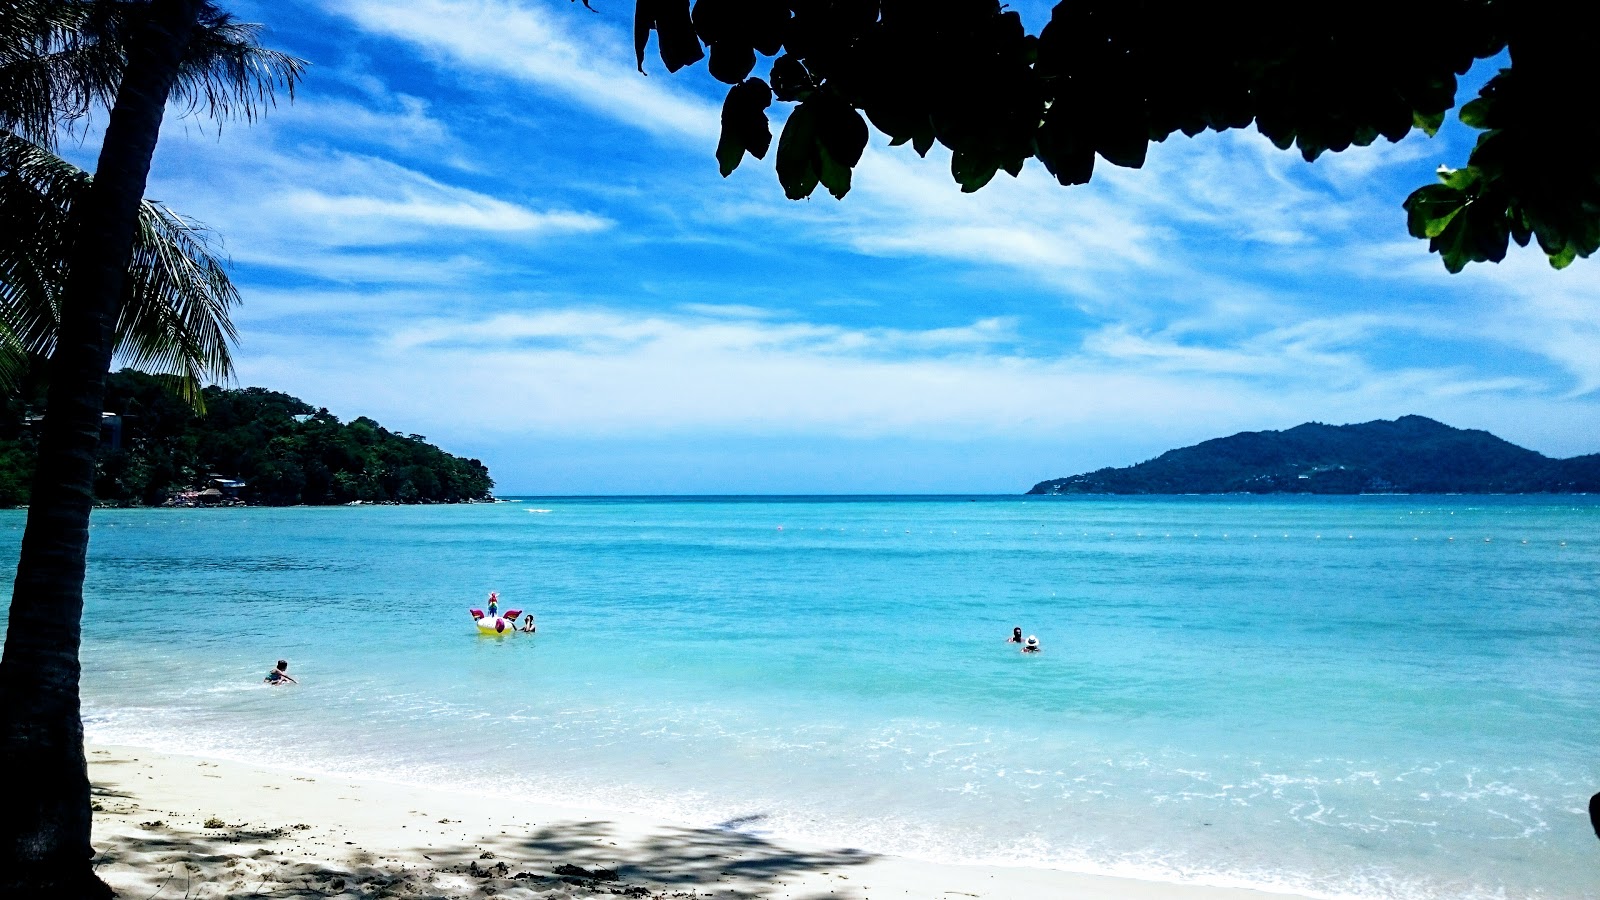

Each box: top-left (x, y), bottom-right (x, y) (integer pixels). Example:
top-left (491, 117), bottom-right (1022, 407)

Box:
top-left (206, 476), bottom-right (247, 499)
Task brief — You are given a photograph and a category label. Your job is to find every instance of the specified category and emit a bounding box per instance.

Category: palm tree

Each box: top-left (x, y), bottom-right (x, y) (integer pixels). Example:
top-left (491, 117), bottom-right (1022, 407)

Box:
top-left (0, 2), bottom-right (300, 894)
top-left (0, 130), bottom-right (238, 408)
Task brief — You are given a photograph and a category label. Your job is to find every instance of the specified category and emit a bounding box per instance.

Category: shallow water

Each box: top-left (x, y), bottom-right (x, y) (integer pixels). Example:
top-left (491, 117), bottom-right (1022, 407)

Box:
top-left (5, 496), bottom-right (1597, 898)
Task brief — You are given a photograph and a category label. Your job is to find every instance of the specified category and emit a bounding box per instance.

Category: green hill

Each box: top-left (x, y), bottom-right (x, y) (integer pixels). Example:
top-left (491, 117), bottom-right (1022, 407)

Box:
top-left (0, 370), bottom-right (493, 507)
top-left (1028, 416), bottom-right (1600, 495)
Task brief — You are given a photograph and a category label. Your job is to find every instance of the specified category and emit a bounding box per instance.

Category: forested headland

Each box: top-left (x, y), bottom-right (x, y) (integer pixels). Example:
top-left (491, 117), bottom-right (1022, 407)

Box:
top-left (0, 370), bottom-right (493, 507)
top-left (1029, 416), bottom-right (1600, 495)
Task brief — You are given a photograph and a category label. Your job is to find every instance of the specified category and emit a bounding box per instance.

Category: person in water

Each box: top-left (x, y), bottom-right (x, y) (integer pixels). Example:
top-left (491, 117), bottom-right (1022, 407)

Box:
top-left (520, 613), bottom-right (536, 633)
top-left (1006, 627), bottom-right (1023, 644)
top-left (1022, 636), bottom-right (1041, 654)
top-left (263, 659), bottom-right (298, 685)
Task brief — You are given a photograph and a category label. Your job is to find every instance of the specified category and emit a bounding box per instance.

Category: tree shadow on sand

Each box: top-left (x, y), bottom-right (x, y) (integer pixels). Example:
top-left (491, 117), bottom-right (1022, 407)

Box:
top-left (92, 811), bottom-right (875, 900)
top-left (424, 814), bottom-right (876, 898)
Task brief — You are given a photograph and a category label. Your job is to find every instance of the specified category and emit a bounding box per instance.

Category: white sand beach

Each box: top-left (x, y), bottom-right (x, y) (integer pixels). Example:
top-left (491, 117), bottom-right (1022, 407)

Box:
top-left (88, 742), bottom-right (1312, 900)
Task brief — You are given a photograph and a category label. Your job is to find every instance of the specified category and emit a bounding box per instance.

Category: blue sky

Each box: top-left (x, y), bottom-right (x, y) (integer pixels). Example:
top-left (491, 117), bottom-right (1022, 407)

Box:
top-left (90, 0), bottom-right (1600, 493)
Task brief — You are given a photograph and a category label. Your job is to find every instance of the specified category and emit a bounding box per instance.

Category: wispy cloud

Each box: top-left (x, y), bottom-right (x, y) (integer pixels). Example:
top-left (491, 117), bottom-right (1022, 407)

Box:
top-left (282, 178), bottom-right (608, 239)
top-left (325, 0), bottom-right (718, 138)
top-left (230, 302), bottom-right (1590, 453)
top-left (278, 93), bottom-right (466, 162)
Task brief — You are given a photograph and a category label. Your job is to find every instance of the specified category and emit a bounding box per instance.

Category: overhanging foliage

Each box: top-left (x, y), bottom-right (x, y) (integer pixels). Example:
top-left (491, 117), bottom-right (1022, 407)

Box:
top-left (635, 0), bottom-right (1598, 272)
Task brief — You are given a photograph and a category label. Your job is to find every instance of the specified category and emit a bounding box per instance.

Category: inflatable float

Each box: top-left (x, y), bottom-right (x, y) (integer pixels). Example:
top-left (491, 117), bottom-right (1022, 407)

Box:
top-left (470, 606), bottom-right (523, 635)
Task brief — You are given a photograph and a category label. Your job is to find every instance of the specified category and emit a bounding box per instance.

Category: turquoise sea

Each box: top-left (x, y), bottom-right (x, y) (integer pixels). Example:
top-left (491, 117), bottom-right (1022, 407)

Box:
top-left (5, 496), bottom-right (1598, 899)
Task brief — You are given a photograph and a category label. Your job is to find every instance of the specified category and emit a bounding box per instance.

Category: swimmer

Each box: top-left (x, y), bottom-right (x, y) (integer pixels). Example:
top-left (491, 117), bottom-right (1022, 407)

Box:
top-left (1022, 636), bottom-right (1041, 654)
top-left (263, 659), bottom-right (298, 685)
top-left (520, 613), bottom-right (536, 634)
top-left (1006, 626), bottom-right (1023, 644)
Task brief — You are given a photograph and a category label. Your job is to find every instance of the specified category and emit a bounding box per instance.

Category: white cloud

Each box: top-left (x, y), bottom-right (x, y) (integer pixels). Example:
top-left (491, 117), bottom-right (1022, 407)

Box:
top-left (387, 309), bottom-right (1019, 357)
top-left (1348, 240), bottom-right (1600, 397)
top-left (150, 116), bottom-right (612, 277)
top-left (230, 302), bottom-right (1595, 456)
top-left (278, 93), bottom-right (463, 160)
top-left (282, 185), bottom-right (606, 236)
top-left (676, 303), bottom-right (784, 319)
top-left (266, 152), bottom-right (610, 243)
top-left (326, 0), bottom-right (718, 139)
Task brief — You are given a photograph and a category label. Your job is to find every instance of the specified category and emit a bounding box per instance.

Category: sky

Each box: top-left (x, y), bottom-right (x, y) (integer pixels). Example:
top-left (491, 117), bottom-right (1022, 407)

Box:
top-left (77, 0), bottom-right (1600, 493)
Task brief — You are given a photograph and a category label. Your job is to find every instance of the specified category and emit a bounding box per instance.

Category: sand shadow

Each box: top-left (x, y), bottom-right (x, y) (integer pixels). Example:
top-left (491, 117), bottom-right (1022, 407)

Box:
top-left (93, 813), bottom-right (876, 900)
top-left (417, 816), bottom-right (877, 897)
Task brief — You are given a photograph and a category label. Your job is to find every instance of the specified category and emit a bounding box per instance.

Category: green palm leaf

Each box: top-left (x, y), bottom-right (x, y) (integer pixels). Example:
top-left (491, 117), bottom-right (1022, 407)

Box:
top-left (0, 129), bottom-right (238, 409)
top-left (0, 0), bottom-right (302, 411)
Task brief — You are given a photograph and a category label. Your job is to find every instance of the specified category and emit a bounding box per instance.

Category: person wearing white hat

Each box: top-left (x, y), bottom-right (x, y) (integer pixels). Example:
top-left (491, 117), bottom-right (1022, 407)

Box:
top-left (1022, 635), bottom-right (1041, 654)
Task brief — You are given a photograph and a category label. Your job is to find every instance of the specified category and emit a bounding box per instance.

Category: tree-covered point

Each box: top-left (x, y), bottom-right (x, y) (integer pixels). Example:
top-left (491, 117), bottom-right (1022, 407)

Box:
top-left (1028, 416), bottom-right (1600, 496)
top-left (0, 370), bottom-right (493, 507)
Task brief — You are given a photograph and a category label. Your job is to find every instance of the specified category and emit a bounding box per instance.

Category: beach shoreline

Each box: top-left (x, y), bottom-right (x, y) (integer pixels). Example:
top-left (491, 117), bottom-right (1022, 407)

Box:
top-left (88, 741), bottom-right (1313, 900)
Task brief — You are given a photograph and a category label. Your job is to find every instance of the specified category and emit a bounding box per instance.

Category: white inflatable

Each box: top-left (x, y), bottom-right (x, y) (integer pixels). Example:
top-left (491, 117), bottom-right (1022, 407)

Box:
top-left (470, 606), bottom-right (522, 635)
top-left (476, 615), bottom-right (516, 635)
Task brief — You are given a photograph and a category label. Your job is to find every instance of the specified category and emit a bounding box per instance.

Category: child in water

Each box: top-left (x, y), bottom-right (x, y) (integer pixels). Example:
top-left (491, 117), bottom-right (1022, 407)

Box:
top-left (520, 614), bottom-right (536, 633)
top-left (263, 659), bottom-right (298, 685)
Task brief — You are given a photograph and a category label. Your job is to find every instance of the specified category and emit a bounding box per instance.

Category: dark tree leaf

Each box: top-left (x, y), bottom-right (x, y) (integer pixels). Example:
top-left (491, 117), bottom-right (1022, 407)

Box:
top-left (708, 42), bottom-right (756, 85)
top-left (815, 100), bottom-right (868, 169)
top-left (776, 101), bottom-right (820, 200)
top-left (1457, 97), bottom-right (1492, 129)
top-left (748, 0), bottom-right (788, 56)
top-left (1412, 109), bottom-right (1445, 136)
top-left (951, 150), bottom-right (998, 192)
top-left (691, 0), bottom-right (734, 44)
top-left (817, 145), bottom-right (852, 199)
top-left (635, 0), bottom-right (704, 73)
top-left (1036, 103), bottom-right (1095, 186)
top-left (715, 78), bottom-right (774, 176)
top-left (1403, 183), bottom-right (1466, 239)
top-left (770, 54), bottom-right (813, 102)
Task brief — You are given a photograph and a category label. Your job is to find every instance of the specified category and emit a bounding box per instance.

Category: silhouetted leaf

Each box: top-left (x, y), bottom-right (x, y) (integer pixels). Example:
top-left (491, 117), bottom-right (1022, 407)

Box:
top-left (1413, 109), bottom-right (1445, 136)
top-left (769, 54), bottom-right (813, 102)
top-left (1457, 97), bottom-right (1491, 129)
top-left (817, 144), bottom-right (851, 199)
top-left (715, 78), bottom-right (773, 176)
top-left (635, 0), bottom-right (703, 73)
top-left (691, 0), bottom-right (734, 44)
top-left (951, 150), bottom-right (998, 192)
top-left (815, 100), bottom-right (867, 169)
top-left (775, 101), bottom-right (819, 199)
top-left (1404, 184), bottom-right (1466, 239)
top-left (708, 41), bottom-right (755, 85)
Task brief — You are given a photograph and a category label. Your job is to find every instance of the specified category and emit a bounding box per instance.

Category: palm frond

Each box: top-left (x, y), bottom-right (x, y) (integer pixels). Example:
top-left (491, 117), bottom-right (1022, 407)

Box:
top-left (0, 1), bottom-right (306, 144)
top-left (171, 9), bottom-right (305, 126)
top-left (115, 201), bottom-right (238, 408)
top-left (0, 129), bottom-right (239, 408)
top-left (0, 0), bottom-right (124, 146)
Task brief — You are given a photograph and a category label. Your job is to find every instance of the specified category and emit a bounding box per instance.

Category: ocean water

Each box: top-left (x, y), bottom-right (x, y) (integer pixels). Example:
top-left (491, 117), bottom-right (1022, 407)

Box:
top-left (3, 496), bottom-right (1597, 899)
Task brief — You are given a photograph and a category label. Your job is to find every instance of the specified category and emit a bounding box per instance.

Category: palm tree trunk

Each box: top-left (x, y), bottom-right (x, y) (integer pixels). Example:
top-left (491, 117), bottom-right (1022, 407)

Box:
top-left (0, 1), bottom-right (202, 895)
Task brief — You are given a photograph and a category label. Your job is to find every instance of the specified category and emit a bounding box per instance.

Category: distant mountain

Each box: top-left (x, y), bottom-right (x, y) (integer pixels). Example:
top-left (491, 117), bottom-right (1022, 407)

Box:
top-left (1027, 416), bottom-right (1600, 495)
